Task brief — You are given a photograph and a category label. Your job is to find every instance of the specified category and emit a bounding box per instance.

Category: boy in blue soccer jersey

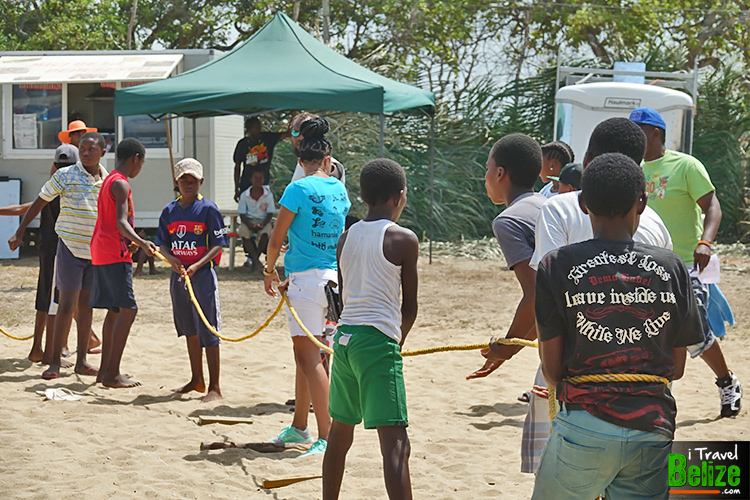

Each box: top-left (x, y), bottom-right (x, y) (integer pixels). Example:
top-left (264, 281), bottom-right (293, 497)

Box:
top-left (156, 159), bottom-right (228, 403)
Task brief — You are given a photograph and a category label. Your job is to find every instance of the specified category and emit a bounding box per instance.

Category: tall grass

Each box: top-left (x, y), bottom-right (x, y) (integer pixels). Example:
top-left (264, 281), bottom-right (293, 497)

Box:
top-left (692, 64), bottom-right (750, 242)
top-left (264, 61), bottom-right (749, 243)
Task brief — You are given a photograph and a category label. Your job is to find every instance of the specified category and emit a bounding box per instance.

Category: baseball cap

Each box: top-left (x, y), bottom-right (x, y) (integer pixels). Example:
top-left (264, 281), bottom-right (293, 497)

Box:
top-left (629, 107), bottom-right (667, 130)
top-left (548, 162), bottom-right (582, 189)
top-left (174, 158), bottom-right (203, 180)
top-left (54, 144), bottom-right (79, 164)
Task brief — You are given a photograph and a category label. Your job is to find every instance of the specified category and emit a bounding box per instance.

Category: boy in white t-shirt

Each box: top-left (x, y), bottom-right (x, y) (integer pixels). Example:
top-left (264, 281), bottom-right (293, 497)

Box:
top-left (323, 159), bottom-right (419, 500)
top-left (237, 169), bottom-right (275, 272)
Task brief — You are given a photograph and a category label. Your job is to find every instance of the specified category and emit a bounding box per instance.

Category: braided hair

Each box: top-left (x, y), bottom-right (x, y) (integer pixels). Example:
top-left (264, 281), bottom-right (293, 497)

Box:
top-left (298, 117), bottom-right (332, 163)
top-left (540, 141), bottom-right (574, 166)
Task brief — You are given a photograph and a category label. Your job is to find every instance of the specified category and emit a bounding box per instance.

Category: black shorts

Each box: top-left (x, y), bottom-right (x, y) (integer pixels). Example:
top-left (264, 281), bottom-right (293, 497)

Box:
top-left (170, 266), bottom-right (221, 348)
top-left (35, 244), bottom-right (57, 312)
top-left (89, 262), bottom-right (137, 313)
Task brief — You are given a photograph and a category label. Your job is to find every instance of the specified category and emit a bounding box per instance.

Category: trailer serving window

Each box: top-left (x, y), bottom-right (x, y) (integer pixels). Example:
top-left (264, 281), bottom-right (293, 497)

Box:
top-left (0, 54), bottom-right (182, 158)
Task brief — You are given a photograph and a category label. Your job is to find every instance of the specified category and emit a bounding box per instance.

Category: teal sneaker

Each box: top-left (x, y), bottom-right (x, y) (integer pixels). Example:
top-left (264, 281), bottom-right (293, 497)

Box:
top-left (298, 438), bottom-right (327, 457)
top-left (268, 425), bottom-right (313, 450)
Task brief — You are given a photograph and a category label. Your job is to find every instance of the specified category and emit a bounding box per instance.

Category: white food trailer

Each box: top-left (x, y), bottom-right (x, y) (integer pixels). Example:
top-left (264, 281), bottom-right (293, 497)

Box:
top-left (0, 50), bottom-right (241, 239)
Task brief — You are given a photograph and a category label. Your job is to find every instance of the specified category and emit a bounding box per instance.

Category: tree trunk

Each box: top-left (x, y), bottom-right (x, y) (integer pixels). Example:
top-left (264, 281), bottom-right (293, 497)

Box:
top-left (126, 0), bottom-right (138, 49)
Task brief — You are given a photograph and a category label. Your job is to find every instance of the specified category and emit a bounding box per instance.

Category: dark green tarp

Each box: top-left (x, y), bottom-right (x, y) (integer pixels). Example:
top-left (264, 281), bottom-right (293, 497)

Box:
top-left (114, 12), bottom-right (434, 118)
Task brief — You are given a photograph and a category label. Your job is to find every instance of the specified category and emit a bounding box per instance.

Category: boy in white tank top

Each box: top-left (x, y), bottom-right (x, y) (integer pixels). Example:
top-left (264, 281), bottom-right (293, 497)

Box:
top-left (322, 159), bottom-right (419, 500)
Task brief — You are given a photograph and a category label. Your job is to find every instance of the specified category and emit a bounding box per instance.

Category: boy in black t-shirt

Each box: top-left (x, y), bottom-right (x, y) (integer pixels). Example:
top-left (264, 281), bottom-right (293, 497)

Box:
top-left (531, 153), bottom-right (704, 500)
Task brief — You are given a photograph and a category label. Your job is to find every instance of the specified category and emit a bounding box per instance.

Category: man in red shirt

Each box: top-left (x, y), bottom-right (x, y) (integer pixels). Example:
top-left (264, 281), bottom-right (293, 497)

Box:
top-left (90, 138), bottom-right (156, 388)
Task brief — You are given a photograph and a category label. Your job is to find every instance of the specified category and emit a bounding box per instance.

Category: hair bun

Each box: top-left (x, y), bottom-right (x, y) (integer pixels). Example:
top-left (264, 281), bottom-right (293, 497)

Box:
top-left (300, 117), bottom-right (330, 139)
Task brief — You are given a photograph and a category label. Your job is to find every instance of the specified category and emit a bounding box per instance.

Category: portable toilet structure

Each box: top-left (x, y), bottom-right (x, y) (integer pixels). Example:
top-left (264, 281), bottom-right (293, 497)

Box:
top-left (554, 66), bottom-right (697, 162)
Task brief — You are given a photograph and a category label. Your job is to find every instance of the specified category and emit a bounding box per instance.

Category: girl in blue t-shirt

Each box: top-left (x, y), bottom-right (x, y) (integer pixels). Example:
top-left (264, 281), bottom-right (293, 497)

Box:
top-left (263, 118), bottom-right (351, 456)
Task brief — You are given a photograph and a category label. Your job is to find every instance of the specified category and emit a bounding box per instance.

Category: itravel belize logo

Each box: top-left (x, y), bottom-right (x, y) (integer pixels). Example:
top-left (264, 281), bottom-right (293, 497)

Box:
top-left (669, 441), bottom-right (749, 499)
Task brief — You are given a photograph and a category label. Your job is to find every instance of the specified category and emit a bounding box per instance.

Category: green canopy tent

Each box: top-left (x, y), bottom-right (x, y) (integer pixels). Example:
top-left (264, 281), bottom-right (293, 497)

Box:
top-left (114, 11), bottom-right (437, 258)
top-left (114, 12), bottom-right (434, 146)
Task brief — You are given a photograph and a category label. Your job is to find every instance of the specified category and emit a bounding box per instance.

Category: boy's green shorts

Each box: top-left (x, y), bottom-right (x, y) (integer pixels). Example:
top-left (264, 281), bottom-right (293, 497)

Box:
top-left (329, 324), bottom-right (408, 429)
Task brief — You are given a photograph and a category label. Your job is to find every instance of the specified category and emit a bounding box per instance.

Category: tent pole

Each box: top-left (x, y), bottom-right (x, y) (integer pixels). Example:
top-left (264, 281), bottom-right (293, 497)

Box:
top-left (379, 113), bottom-right (384, 157)
top-left (429, 114), bottom-right (435, 265)
top-left (192, 118), bottom-right (197, 158)
top-left (165, 116), bottom-right (176, 185)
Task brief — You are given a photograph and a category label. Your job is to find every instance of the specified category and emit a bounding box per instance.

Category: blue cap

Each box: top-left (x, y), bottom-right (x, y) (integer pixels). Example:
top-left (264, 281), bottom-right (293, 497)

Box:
top-left (629, 107), bottom-right (667, 130)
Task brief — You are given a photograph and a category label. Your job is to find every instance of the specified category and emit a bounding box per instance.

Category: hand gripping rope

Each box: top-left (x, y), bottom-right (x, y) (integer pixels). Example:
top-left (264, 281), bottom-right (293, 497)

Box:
top-left (151, 248), bottom-right (670, 420)
top-left (153, 249), bottom-right (332, 350)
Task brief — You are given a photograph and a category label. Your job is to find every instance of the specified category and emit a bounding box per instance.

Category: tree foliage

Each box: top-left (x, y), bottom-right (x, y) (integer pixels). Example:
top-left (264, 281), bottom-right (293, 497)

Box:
top-left (1, 0), bottom-right (749, 240)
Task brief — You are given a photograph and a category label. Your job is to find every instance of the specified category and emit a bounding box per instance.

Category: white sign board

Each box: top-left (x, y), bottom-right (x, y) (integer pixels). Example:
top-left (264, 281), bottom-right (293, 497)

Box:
top-left (0, 179), bottom-right (22, 259)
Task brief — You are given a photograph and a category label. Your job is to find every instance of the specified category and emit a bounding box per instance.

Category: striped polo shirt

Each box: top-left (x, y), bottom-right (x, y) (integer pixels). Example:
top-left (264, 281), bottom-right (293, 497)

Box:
top-left (39, 161), bottom-right (107, 260)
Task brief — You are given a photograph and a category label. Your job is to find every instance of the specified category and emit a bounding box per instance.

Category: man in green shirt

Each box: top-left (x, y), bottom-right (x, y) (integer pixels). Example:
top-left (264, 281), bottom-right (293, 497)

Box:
top-left (630, 107), bottom-right (742, 418)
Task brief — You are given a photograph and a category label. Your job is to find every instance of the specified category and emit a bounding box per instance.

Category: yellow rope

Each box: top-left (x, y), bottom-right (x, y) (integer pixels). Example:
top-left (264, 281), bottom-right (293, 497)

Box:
top-left (283, 295), bottom-right (334, 354)
top-left (0, 326), bottom-right (34, 341)
top-left (153, 250), bottom-right (331, 349)
top-left (401, 338), bottom-right (538, 357)
top-left (153, 249), bottom-right (284, 343)
top-left (567, 373), bottom-right (669, 386)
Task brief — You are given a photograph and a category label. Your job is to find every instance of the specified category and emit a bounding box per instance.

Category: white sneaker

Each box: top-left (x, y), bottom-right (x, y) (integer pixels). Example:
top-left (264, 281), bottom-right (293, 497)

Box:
top-left (267, 425), bottom-right (313, 449)
top-left (717, 373), bottom-right (742, 418)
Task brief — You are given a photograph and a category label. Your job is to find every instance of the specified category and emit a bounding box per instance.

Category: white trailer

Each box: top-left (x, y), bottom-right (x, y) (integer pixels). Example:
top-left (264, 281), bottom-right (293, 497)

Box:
top-left (554, 66), bottom-right (697, 163)
top-left (0, 50), bottom-right (241, 232)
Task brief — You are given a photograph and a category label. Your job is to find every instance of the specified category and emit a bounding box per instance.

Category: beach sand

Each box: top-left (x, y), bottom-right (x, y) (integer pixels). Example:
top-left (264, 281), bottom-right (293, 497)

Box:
top-left (0, 253), bottom-right (747, 499)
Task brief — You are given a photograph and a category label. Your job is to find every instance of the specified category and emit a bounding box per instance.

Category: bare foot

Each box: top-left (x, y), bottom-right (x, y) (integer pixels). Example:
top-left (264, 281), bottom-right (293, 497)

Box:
top-left (149, 268), bottom-right (162, 275)
top-left (103, 373), bottom-right (141, 388)
top-left (60, 358), bottom-right (74, 369)
top-left (172, 379), bottom-right (206, 394)
top-left (202, 389), bottom-right (223, 403)
top-left (74, 362), bottom-right (99, 377)
top-left (133, 269), bottom-right (145, 277)
top-left (88, 332), bottom-right (101, 350)
top-left (28, 348), bottom-right (44, 363)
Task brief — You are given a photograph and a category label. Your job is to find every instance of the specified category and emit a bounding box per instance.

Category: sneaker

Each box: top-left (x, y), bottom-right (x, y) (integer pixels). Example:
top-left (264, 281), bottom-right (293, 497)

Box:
top-left (716, 373), bottom-right (742, 418)
top-left (268, 425), bottom-right (313, 449)
top-left (298, 438), bottom-right (327, 458)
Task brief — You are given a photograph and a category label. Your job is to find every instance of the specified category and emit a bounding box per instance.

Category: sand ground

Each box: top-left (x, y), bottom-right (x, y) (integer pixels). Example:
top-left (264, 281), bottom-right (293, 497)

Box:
top-left (0, 250), bottom-right (747, 499)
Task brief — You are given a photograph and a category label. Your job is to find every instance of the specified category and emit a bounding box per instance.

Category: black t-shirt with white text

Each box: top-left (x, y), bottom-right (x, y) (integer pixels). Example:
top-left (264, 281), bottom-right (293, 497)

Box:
top-left (536, 239), bottom-right (704, 438)
top-left (233, 132), bottom-right (281, 190)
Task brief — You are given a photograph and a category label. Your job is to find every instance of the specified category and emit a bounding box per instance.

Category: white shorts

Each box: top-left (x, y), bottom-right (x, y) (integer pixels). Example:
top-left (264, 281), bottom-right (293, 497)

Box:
top-left (48, 254), bottom-right (59, 315)
top-left (285, 268), bottom-right (337, 338)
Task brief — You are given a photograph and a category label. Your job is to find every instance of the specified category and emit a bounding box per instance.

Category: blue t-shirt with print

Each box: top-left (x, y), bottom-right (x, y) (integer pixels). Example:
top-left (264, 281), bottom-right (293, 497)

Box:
top-left (280, 176), bottom-right (350, 274)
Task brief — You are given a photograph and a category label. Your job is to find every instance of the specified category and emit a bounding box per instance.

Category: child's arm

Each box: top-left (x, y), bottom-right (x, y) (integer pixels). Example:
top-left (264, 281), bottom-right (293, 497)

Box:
top-left (0, 201), bottom-right (33, 217)
top-left (468, 259), bottom-right (537, 379)
top-left (111, 179), bottom-right (156, 256)
top-left (185, 245), bottom-right (222, 278)
top-left (672, 346), bottom-right (687, 381)
top-left (159, 244), bottom-right (184, 274)
top-left (8, 197), bottom-right (49, 251)
top-left (264, 206), bottom-right (295, 296)
top-left (539, 335), bottom-right (564, 388)
top-left (336, 230), bottom-right (349, 313)
top-left (383, 226), bottom-right (419, 346)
